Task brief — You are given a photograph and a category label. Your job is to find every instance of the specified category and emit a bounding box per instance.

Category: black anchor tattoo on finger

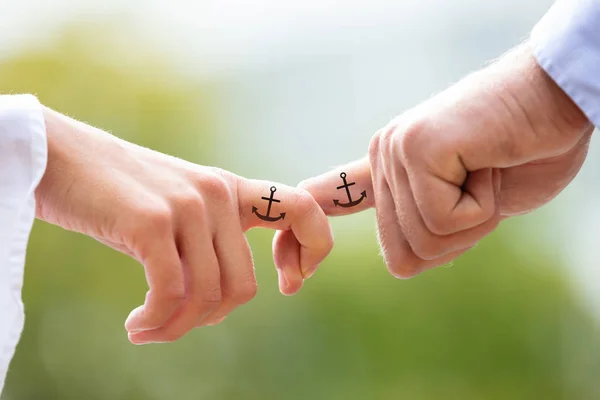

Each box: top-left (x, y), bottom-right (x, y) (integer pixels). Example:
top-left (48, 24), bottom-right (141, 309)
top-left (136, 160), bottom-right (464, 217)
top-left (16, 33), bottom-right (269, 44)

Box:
top-left (252, 186), bottom-right (286, 222)
top-left (333, 172), bottom-right (366, 208)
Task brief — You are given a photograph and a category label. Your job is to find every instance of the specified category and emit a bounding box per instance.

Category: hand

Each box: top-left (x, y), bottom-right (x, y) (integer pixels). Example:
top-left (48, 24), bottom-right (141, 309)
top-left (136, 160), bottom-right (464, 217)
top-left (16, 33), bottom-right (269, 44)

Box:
top-left (35, 108), bottom-right (333, 344)
top-left (298, 43), bottom-right (592, 279)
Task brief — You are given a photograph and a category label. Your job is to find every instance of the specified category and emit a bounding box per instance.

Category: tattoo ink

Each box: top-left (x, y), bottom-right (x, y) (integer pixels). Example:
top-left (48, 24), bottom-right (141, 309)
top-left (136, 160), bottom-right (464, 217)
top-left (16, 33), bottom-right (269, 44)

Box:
top-left (333, 172), bottom-right (367, 208)
top-left (253, 186), bottom-right (286, 222)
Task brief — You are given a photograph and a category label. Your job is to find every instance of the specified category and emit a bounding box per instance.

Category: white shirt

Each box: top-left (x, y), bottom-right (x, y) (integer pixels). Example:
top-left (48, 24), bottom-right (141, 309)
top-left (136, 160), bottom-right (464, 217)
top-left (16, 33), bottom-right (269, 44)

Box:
top-left (531, 0), bottom-right (600, 127)
top-left (0, 95), bottom-right (47, 393)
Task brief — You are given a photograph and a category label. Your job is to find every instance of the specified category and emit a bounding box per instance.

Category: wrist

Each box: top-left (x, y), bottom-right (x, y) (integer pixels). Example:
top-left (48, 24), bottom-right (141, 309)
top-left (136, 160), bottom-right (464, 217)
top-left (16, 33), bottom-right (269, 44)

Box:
top-left (35, 107), bottom-right (116, 223)
top-left (499, 42), bottom-right (591, 137)
top-left (35, 107), bottom-right (71, 221)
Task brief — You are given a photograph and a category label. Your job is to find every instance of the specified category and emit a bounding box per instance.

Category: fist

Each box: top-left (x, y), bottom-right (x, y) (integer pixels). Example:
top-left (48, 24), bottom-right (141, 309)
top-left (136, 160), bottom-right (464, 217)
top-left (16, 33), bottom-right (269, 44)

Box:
top-left (299, 43), bottom-right (593, 279)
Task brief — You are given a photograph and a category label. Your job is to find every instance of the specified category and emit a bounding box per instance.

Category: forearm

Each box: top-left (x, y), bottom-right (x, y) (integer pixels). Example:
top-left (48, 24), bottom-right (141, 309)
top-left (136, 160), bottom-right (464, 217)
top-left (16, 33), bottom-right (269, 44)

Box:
top-left (34, 106), bottom-right (129, 227)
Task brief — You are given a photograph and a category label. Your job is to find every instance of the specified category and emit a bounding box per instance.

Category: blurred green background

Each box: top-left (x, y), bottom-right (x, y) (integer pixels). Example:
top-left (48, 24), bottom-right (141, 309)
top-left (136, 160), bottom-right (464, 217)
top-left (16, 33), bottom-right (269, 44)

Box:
top-left (2, 2), bottom-right (600, 399)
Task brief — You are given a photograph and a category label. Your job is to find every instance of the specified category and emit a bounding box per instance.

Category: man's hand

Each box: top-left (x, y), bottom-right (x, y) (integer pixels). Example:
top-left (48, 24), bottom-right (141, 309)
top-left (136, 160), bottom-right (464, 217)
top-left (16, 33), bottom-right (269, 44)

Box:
top-left (35, 108), bottom-right (333, 344)
top-left (296, 43), bottom-right (593, 279)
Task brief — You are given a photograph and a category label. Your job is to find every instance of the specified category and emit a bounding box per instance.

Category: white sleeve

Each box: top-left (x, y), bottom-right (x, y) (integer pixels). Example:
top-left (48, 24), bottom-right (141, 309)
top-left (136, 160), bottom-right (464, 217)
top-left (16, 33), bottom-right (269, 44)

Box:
top-left (0, 95), bottom-right (47, 393)
top-left (531, 0), bottom-right (600, 127)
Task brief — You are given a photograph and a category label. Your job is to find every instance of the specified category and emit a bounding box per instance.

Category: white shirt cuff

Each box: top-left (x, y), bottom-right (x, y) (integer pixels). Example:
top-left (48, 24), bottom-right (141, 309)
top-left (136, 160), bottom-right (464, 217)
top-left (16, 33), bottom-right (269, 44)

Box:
top-left (0, 94), bottom-right (47, 394)
top-left (531, 0), bottom-right (600, 128)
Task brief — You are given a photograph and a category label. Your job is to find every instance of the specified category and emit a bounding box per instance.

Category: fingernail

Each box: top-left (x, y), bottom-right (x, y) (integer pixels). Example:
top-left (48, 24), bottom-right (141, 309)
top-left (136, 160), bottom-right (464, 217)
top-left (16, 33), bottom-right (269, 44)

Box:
top-left (129, 333), bottom-right (150, 346)
top-left (278, 270), bottom-right (292, 295)
top-left (278, 269), bottom-right (289, 287)
top-left (302, 264), bottom-right (319, 279)
top-left (126, 324), bottom-right (151, 334)
top-left (205, 317), bottom-right (226, 326)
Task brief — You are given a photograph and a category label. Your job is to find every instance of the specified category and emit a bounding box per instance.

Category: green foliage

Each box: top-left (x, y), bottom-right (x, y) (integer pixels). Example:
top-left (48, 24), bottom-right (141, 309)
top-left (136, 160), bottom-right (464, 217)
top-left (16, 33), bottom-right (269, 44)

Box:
top-left (0, 26), bottom-right (217, 165)
top-left (1, 29), bottom-right (599, 400)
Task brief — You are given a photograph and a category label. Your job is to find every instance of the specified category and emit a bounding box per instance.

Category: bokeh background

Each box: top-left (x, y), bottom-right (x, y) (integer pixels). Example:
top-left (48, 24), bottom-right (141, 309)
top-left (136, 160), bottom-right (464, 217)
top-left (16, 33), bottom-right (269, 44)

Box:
top-left (2, 1), bottom-right (600, 399)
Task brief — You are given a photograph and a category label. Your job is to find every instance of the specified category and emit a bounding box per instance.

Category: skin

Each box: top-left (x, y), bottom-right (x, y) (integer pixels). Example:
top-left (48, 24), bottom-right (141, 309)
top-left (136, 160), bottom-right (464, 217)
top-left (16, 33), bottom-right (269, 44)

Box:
top-left (35, 108), bottom-right (334, 345)
top-left (296, 43), bottom-right (594, 279)
top-left (31, 41), bottom-right (591, 344)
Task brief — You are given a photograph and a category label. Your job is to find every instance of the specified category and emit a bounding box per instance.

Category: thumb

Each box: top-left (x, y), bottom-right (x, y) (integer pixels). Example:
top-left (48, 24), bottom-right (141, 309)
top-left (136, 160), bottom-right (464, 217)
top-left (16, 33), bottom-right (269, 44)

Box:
top-left (298, 157), bottom-right (374, 217)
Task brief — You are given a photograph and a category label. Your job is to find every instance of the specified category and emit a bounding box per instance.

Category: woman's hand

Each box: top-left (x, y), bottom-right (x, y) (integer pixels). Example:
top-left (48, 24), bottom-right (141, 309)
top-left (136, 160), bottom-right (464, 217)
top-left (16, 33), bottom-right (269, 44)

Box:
top-left (35, 107), bottom-right (333, 344)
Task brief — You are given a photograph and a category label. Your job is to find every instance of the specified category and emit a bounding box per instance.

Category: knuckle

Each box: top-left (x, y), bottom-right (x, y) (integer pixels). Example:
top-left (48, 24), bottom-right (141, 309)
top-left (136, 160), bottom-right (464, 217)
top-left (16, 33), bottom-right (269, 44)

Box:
top-left (293, 189), bottom-right (319, 218)
top-left (378, 239), bottom-right (423, 279)
top-left (323, 230), bottom-right (335, 253)
top-left (199, 298), bottom-right (222, 314)
top-left (410, 237), bottom-right (446, 261)
top-left (134, 203), bottom-right (173, 234)
top-left (378, 126), bottom-right (395, 156)
top-left (231, 281), bottom-right (258, 305)
top-left (478, 202), bottom-right (496, 224)
top-left (177, 192), bottom-right (206, 216)
top-left (196, 289), bottom-right (222, 312)
top-left (196, 172), bottom-right (233, 205)
top-left (368, 130), bottom-right (383, 162)
top-left (159, 284), bottom-right (186, 304)
top-left (422, 211), bottom-right (453, 237)
top-left (397, 119), bottom-right (427, 161)
top-left (478, 214), bottom-right (500, 237)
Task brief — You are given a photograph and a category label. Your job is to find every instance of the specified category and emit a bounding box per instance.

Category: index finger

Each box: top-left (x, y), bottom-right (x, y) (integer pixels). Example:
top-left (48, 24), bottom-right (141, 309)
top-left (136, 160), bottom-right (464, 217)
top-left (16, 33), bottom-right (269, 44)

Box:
top-left (236, 178), bottom-right (334, 276)
top-left (298, 157), bottom-right (374, 217)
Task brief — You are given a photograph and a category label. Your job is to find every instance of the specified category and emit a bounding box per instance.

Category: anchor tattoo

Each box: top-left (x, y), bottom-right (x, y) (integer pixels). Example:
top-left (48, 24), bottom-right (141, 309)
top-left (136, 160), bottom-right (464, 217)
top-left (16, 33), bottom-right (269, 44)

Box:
top-left (333, 172), bottom-right (367, 208)
top-left (252, 186), bottom-right (286, 222)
